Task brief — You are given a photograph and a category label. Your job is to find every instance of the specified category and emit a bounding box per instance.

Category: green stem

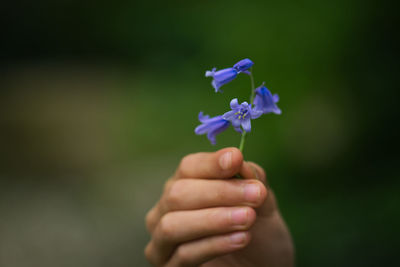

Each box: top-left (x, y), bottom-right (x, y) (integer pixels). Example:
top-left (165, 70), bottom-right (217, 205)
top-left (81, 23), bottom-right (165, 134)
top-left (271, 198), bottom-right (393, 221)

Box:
top-left (239, 131), bottom-right (247, 152)
top-left (238, 68), bottom-right (256, 154)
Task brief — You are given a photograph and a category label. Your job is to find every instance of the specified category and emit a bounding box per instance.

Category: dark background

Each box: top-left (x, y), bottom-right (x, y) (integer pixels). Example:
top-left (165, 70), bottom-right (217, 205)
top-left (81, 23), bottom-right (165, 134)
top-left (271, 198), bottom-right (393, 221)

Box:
top-left (1, 0), bottom-right (399, 266)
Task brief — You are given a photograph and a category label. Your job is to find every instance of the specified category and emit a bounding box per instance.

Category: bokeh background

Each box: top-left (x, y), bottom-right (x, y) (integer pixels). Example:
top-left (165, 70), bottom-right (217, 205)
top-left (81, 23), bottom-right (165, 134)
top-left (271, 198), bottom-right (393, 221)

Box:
top-left (1, 0), bottom-right (399, 266)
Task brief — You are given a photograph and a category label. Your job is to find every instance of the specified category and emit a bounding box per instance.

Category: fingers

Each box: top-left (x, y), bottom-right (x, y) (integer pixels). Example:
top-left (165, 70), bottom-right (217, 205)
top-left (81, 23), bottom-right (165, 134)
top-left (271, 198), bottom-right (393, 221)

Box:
top-left (244, 161), bottom-right (267, 185)
top-left (145, 149), bottom-right (272, 266)
top-left (174, 147), bottom-right (267, 186)
top-left (243, 162), bottom-right (278, 217)
top-left (146, 178), bottom-right (266, 233)
top-left (146, 207), bottom-right (256, 265)
top-left (166, 231), bottom-right (251, 267)
top-left (175, 147), bottom-right (243, 179)
top-left (146, 204), bottom-right (161, 233)
top-left (163, 178), bottom-right (266, 212)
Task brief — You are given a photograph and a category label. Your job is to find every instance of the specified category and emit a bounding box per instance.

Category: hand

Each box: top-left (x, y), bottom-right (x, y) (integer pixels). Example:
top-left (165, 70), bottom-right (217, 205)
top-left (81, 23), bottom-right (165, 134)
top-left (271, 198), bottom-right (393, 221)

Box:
top-left (145, 147), bottom-right (294, 267)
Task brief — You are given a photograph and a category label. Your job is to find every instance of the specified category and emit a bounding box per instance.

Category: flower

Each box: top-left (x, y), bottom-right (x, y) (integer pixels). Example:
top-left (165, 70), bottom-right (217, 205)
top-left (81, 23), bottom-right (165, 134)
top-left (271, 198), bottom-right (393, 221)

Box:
top-left (205, 68), bottom-right (238, 93)
top-left (233, 58), bottom-right (254, 74)
top-left (222, 98), bottom-right (263, 133)
top-left (195, 112), bottom-right (231, 145)
top-left (205, 58), bottom-right (254, 93)
top-left (253, 83), bottom-right (282, 115)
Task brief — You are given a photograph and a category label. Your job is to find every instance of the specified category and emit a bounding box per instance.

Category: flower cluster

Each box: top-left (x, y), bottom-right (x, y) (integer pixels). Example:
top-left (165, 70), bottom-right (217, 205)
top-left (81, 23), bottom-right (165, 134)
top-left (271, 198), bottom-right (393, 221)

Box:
top-left (195, 58), bottom-right (281, 145)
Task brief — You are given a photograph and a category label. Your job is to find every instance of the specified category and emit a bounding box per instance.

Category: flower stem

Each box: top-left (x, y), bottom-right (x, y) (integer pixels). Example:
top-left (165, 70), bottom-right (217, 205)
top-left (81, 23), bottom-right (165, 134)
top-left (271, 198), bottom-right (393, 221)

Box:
top-left (239, 69), bottom-right (255, 154)
top-left (239, 131), bottom-right (247, 152)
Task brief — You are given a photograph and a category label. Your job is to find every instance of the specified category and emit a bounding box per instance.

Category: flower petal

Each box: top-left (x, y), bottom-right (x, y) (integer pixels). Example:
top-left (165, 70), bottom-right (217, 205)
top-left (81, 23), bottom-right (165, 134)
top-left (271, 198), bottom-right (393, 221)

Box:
top-left (253, 85), bottom-right (282, 115)
top-left (207, 134), bottom-right (217, 145)
top-left (213, 68), bottom-right (238, 83)
top-left (207, 120), bottom-right (230, 145)
top-left (234, 126), bottom-right (243, 133)
top-left (205, 68), bottom-right (216, 77)
top-left (230, 98), bottom-right (239, 109)
top-left (195, 114), bottom-right (231, 145)
top-left (211, 80), bottom-right (221, 93)
top-left (250, 109), bottom-right (263, 119)
top-left (198, 111), bottom-right (209, 123)
top-left (241, 119), bottom-right (251, 132)
top-left (273, 107), bottom-right (282, 115)
top-left (231, 119), bottom-right (241, 128)
top-left (233, 58), bottom-right (254, 72)
top-left (205, 67), bottom-right (239, 92)
top-left (253, 94), bottom-right (262, 110)
top-left (273, 94), bottom-right (280, 103)
top-left (222, 110), bottom-right (237, 121)
top-left (195, 123), bottom-right (209, 135)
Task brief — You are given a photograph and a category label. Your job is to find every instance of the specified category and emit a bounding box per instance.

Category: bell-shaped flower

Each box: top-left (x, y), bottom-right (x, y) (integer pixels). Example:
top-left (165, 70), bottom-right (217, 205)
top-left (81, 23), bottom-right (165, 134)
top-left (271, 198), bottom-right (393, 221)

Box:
top-left (195, 112), bottom-right (231, 145)
top-left (253, 83), bottom-right (282, 115)
top-left (233, 58), bottom-right (254, 74)
top-left (205, 58), bottom-right (254, 93)
top-left (205, 68), bottom-right (238, 93)
top-left (222, 99), bottom-right (262, 133)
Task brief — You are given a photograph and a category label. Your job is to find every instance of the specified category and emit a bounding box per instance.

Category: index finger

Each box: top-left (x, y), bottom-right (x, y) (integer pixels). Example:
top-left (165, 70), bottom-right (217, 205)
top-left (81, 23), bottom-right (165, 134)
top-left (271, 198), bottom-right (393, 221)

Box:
top-left (174, 147), bottom-right (243, 179)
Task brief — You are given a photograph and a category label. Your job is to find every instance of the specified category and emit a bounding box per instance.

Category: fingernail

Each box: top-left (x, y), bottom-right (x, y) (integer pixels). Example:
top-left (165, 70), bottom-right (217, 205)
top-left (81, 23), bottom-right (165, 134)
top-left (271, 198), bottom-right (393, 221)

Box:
top-left (244, 184), bottom-right (260, 202)
top-left (231, 209), bottom-right (248, 225)
top-left (229, 232), bottom-right (247, 244)
top-left (219, 151), bottom-right (232, 170)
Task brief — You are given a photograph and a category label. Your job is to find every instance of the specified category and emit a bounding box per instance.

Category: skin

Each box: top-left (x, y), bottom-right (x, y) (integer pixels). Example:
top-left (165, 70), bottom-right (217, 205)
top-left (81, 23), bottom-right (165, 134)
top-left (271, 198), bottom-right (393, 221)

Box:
top-left (145, 147), bottom-right (294, 267)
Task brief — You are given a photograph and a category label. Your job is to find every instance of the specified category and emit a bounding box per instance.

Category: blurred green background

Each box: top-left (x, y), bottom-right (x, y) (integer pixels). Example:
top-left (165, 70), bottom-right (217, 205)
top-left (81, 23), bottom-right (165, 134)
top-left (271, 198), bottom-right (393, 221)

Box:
top-left (1, 0), bottom-right (398, 266)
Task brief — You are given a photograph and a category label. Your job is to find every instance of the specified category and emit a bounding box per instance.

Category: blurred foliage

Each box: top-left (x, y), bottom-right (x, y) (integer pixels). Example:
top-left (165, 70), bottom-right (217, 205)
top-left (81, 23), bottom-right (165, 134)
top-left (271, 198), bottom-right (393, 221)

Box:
top-left (0, 0), bottom-right (399, 266)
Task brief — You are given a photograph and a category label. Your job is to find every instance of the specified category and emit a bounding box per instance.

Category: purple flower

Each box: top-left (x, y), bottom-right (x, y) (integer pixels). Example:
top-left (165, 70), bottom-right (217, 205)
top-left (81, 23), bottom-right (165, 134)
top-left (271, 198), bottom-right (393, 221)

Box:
top-left (205, 68), bottom-right (238, 93)
top-left (222, 99), bottom-right (262, 133)
top-left (195, 112), bottom-right (231, 145)
top-left (253, 83), bottom-right (282, 115)
top-left (233, 58), bottom-right (254, 74)
top-left (205, 58), bottom-right (254, 93)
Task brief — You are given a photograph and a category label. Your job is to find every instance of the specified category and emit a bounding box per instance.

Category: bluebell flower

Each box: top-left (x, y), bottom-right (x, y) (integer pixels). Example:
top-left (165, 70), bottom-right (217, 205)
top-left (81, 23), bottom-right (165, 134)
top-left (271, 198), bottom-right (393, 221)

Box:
top-left (195, 112), bottom-right (231, 145)
top-left (253, 83), bottom-right (282, 115)
top-left (222, 99), bottom-right (262, 133)
top-left (233, 58), bottom-right (254, 74)
top-left (205, 58), bottom-right (254, 93)
top-left (205, 68), bottom-right (238, 93)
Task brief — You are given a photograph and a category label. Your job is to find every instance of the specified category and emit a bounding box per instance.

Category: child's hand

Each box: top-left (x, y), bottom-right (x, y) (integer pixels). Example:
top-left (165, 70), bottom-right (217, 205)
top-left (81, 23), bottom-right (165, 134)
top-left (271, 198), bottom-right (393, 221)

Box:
top-left (145, 147), bottom-right (294, 267)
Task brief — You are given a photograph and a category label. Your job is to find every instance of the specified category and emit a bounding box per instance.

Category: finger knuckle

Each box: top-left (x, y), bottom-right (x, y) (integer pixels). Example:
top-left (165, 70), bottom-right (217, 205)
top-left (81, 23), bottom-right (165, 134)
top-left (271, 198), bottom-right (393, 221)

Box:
top-left (213, 182), bottom-right (231, 202)
top-left (145, 208), bottom-right (156, 232)
top-left (145, 211), bottom-right (152, 231)
top-left (175, 245), bottom-right (193, 266)
top-left (206, 208), bottom-right (228, 228)
top-left (223, 179), bottom-right (245, 199)
top-left (158, 214), bottom-right (175, 242)
top-left (177, 153), bottom-right (195, 176)
top-left (144, 243), bottom-right (153, 263)
top-left (163, 178), bottom-right (174, 195)
top-left (164, 180), bottom-right (186, 210)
